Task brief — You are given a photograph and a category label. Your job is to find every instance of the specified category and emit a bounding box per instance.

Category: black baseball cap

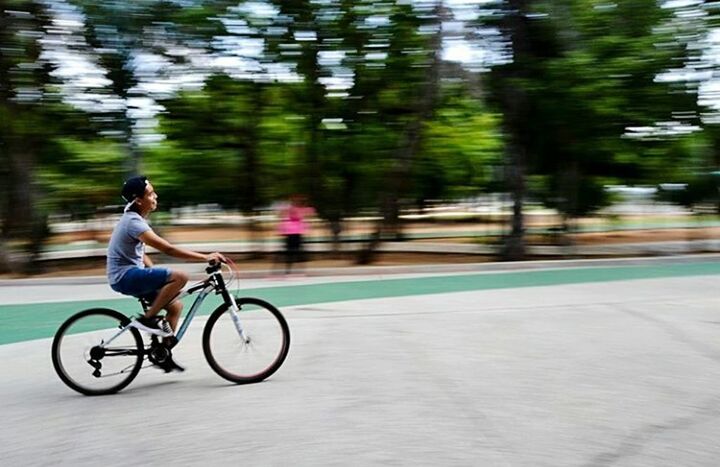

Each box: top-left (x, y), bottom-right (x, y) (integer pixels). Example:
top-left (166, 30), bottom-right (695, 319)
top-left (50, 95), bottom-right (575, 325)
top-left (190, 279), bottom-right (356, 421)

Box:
top-left (121, 176), bottom-right (148, 202)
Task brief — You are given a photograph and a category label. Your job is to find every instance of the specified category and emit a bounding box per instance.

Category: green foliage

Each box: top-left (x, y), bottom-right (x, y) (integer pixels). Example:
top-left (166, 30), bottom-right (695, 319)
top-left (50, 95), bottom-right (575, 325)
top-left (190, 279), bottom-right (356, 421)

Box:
top-left (530, 173), bottom-right (611, 217)
top-left (150, 76), bottom-right (309, 209)
top-left (491, 0), bottom-right (705, 219)
top-left (37, 138), bottom-right (125, 213)
top-left (419, 94), bottom-right (504, 200)
top-left (3, 0), bottom-right (717, 249)
top-left (657, 173), bottom-right (720, 210)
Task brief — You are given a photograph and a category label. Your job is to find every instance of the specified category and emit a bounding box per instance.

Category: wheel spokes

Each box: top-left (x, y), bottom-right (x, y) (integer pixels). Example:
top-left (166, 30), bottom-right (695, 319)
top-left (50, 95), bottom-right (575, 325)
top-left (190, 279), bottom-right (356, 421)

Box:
top-left (53, 310), bottom-right (144, 395)
top-left (205, 303), bottom-right (288, 382)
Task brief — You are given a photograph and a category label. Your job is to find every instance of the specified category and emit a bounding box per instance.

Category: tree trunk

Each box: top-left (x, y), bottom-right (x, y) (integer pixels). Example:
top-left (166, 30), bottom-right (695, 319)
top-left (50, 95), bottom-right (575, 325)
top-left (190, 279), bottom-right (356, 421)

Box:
top-left (497, 0), bottom-right (532, 261)
top-left (713, 142), bottom-right (720, 215)
top-left (3, 140), bottom-right (35, 238)
top-left (327, 218), bottom-right (343, 259)
top-left (1, 129), bottom-right (48, 274)
top-left (0, 2), bottom-right (50, 273)
top-left (0, 239), bottom-right (12, 274)
top-left (242, 83), bottom-right (265, 258)
top-left (501, 142), bottom-right (527, 260)
top-left (121, 112), bottom-right (140, 176)
top-left (357, 3), bottom-right (445, 264)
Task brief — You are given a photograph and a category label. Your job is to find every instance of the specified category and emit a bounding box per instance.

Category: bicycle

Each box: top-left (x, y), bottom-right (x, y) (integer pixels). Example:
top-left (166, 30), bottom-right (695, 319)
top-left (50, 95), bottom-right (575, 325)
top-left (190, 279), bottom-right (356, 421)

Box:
top-left (51, 261), bottom-right (290, 396)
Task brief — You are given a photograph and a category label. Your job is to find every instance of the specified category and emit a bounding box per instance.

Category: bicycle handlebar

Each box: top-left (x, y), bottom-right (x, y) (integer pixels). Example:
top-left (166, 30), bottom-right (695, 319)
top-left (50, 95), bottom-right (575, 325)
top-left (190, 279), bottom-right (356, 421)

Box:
top-left (205, 260), bottom-right (223, 274)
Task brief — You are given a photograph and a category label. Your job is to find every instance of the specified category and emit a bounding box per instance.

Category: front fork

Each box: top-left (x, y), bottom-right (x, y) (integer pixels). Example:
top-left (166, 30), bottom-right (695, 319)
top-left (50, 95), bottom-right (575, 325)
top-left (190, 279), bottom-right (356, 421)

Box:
top-left (228, 300), bottom-right (250, 344)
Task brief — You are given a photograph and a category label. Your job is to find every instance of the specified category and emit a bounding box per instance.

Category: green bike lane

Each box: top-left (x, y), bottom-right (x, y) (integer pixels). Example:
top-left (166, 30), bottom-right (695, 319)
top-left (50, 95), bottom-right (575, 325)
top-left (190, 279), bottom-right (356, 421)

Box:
top-left (2, 260), bottom-right (719, 346)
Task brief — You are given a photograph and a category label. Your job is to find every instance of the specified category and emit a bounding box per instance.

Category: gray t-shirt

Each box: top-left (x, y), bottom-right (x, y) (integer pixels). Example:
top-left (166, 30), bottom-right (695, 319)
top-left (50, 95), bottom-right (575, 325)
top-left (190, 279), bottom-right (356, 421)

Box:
top-left (106, 211), bottom-right (152, 285)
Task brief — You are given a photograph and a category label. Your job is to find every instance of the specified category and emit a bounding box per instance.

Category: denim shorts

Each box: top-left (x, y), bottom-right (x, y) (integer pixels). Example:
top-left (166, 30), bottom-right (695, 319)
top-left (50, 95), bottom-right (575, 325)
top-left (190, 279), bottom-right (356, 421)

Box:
top-left (111, 267), bottom-right (171, 301)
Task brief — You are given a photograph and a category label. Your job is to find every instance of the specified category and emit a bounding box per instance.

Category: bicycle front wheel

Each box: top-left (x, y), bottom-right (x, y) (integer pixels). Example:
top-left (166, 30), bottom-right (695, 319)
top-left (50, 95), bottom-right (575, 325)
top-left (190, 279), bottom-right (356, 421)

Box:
top-left (203, 298), bottom-right (290, 384)
top-left (51, 308), bottom-right (143, 396)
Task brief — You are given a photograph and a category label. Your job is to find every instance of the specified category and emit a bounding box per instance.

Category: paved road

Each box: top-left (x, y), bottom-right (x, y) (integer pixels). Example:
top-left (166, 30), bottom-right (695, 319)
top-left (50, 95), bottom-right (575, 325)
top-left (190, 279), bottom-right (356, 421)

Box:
top-left (1, 262), bottom-right (720, 465)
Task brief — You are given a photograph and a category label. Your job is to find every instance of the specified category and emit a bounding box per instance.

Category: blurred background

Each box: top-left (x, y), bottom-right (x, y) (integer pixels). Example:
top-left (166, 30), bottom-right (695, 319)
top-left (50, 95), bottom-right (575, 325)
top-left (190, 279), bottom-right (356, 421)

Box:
top-left (1, 0), bottom-right (719, 275)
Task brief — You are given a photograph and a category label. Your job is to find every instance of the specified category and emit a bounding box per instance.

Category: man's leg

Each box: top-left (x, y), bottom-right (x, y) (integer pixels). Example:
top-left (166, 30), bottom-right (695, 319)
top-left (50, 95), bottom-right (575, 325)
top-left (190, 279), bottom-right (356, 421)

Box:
top-left (164, 298), bottom-right (183, 332)
top-left (156, 298), bottom-right (186, 372)
top-left (145, 270), bottom-right (188, 318)
top-left (144, 272), bottom-right (187, 372)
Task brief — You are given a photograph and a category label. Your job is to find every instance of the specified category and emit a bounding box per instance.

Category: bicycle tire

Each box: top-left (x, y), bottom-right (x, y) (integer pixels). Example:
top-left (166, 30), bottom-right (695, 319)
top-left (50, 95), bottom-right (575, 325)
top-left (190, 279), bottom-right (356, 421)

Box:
top-left (202, 297), bottom-right (290, 384)
top-left (52, 308), bottom-right (144, 396)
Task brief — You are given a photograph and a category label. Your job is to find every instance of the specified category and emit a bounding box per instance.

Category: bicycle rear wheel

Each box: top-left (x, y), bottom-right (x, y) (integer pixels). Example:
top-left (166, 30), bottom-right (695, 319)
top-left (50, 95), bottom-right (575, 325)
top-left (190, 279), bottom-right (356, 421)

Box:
top-left (51, 308), bottom-right (143, 396)
top-left (203, 298), bottom-right (290, 384)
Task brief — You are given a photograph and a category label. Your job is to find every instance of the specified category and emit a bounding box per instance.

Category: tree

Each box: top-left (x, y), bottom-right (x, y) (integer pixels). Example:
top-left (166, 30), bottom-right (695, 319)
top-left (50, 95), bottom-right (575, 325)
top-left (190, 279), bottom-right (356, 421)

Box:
top-left (69, 0), bottom-right (234, 176)
top-left (419, 89), bottom-right (504, 202)
top-left (0, 0), bottom-right (57, 270)
top-left (486, 0), bottom-right (704, 256)
top-left (487, 0), bottom-right (535, 260)
top-left (150, 75), bottom-right (303, 211)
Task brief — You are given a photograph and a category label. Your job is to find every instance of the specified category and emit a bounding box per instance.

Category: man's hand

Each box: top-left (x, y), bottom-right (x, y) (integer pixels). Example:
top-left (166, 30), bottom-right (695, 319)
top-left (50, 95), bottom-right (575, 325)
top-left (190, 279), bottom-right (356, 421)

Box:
top-left (205, 252), bottom-right (227, 264)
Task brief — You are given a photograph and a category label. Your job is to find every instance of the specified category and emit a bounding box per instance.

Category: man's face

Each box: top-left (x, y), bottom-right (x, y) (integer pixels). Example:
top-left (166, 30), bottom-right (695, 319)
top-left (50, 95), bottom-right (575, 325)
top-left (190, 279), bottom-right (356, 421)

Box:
top-left (137, 182), bottom-right (158, 213)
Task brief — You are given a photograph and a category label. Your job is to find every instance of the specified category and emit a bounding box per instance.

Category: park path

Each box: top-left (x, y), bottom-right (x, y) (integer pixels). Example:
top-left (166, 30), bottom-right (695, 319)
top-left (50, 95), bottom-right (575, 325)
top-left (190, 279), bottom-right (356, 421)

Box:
top-left (1, 259), bottom-right (719, 465)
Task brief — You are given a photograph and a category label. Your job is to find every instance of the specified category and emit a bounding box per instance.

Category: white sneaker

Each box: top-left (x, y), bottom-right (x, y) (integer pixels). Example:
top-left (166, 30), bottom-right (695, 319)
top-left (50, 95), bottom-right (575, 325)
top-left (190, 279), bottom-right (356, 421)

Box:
top-left (132, 316), bottom-right (174, 337)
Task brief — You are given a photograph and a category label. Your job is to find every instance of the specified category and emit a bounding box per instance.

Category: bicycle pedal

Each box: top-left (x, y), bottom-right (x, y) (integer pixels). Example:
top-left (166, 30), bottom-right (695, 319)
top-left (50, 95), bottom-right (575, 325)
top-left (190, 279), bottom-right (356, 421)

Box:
top-left (162, 358), bottom-right (185, 373)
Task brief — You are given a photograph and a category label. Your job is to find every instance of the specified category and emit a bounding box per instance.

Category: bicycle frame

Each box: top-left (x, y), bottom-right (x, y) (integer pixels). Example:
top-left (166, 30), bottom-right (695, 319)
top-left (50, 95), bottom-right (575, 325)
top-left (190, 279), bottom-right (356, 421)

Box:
top-left (173, 280), bottom-right (214, 341)
top-left (101, 264), bottom-right (247, 348)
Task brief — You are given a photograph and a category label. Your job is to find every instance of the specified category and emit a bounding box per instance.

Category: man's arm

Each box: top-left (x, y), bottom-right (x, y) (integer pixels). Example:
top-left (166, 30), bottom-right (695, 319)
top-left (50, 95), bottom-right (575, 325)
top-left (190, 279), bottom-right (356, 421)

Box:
top-left (143, 254), bottom-right (154, 267)
top-left (139, 230), bottom-right (225, 263)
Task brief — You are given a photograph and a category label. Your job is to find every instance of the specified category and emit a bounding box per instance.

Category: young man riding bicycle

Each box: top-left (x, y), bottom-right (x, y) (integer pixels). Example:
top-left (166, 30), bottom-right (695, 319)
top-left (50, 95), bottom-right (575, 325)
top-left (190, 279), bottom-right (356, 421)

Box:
top-left (106, 175), bottom-right (226, 372)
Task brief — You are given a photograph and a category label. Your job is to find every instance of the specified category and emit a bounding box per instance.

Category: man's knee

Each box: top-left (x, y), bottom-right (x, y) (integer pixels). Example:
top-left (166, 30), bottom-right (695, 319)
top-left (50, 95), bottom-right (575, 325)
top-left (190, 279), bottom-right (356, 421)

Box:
top-left (169, 270), bottom-right (189, 287)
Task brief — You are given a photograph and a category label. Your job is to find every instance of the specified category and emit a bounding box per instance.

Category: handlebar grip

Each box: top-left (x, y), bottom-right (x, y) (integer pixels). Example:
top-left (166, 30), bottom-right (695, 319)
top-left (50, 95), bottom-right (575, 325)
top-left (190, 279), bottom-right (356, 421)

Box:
top-left (205, 261), bottom-right (222, 274)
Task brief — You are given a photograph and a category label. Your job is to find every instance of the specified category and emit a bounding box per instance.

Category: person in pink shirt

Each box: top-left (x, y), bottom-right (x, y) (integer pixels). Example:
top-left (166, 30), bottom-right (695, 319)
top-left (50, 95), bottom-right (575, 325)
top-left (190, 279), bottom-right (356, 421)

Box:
top-left (278, 194), bottom-right (315, 274)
